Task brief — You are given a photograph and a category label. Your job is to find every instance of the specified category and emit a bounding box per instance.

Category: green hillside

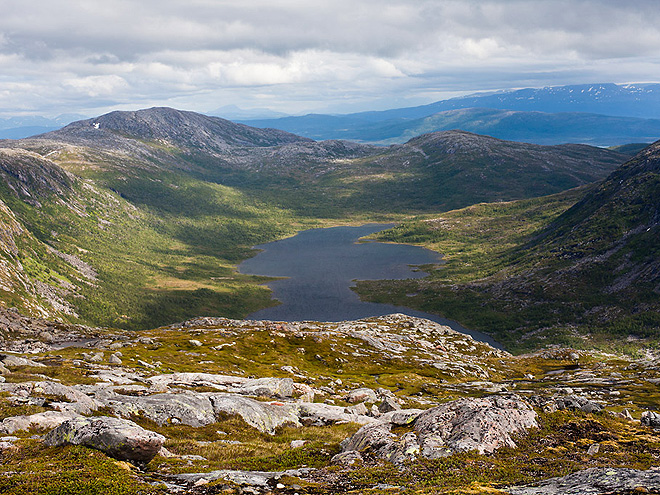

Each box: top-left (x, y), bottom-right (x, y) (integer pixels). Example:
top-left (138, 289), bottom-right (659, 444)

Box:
top-left (356, 140), bottom-right (660, 351)
top-left (0, 108), bottom-right (630, 332)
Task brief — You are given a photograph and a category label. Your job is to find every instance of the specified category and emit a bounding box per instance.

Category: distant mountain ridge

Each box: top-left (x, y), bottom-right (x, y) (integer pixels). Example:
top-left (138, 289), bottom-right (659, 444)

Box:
top-left (241, 83), bottom-right (660, 145)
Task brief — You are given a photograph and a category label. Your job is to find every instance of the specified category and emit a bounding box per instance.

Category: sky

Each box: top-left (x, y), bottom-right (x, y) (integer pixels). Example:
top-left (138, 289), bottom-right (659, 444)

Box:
top-left (1, 0), bottom-right (659, 118)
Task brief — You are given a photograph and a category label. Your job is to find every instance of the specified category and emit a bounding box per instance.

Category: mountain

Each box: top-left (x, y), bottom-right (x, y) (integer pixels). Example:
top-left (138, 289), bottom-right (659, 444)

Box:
top-left (240, 83), bottom-right (660, 144)
top-left (523, 139), bottom-right (660, 295)
top-left (0, 108), bottom-right (628, 329)
top-left (340, 108), bottom-right (660, 146)
top-left (0, 113), bottom-right (86, 140)
top-left (357, 139), bottom-right (660, 349)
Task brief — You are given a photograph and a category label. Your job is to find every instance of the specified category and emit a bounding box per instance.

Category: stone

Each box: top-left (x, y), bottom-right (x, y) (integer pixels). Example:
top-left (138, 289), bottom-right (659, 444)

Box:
top-left (0, 411), bottom-right (79, 434)
top-left (209, 394), bottom-right (300, 434)
top-left (414, 396), bottom-right (538, 458)
top-left (378, 397), bottom-right (401, 413)
top-left (505, 467), bottom-right (660, 495)
top-left (175, 468), bottom-right (313, 487)
top-left (104, 392), bottom-right (216, 427)
top-left (109, 354), bottom-right (122, 365)
top-left (0, 354), bottom-right (46, 368)
top-left (298, 402), bottom-right (374, 427)
top-left (0, 381), bottom-right (98, 415)
top-left (331, 450), bottom-right (364, 466)
top-left (89, 352), bottom-right (104, 362)
top-left (555, 395), bottom-right (603, 414)
top-left (346, 387), bottom-right (378, 404)
top-left (189, 339), bottom-right (203, 347)
top-left (587, 443), bottom-right (600, 455)
top-left (234, 377), bottom-right (294, 398)
top-left (339, 396), bottom-right (537, 464)
top-left (44, 416), bottom-right (165, 465)
top-left (290, 440), bottom-right (306, 449)
top-left (641, 411), bottom-right (660, 429)
top-left (0, 362), bottom-right (9, 374)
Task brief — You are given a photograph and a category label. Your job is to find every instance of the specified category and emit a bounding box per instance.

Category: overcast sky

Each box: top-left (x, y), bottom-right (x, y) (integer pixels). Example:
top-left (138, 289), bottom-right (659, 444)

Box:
top-left (1, 0), bottom-right (659, 118)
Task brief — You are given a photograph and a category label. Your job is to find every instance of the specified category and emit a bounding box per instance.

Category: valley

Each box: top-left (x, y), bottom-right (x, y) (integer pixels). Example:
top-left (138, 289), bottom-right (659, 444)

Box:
top-left (0, 106), bottom-right (659, 494)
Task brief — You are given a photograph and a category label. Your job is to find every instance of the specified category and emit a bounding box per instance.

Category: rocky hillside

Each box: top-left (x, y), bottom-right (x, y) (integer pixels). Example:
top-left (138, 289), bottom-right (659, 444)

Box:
top-left (1, 310), bottom-right (660, 494)
top-left (356, 139), bottom-right (660, 350)
top-left (338, 130), bottom-right (626, 211)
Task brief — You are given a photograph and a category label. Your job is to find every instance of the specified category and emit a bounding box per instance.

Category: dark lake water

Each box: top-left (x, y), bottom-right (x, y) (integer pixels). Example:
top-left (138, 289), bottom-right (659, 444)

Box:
top-left (239, 224), bottom-right (503, 349)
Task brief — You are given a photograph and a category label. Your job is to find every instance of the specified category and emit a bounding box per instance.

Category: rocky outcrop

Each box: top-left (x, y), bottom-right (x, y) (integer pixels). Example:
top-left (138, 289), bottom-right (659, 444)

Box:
top-left (44, 416), bottom-right (165, 465)
top-left (102, 392), bottom-right (216, 427)
top-left (0, 411), bottom-right (79, 434)
top-left (506, 467), bottom-right (660, 495)
top-left (208, 394), bottom-right (300, 434)
top-left (340, 396), bottom-right (537, 464)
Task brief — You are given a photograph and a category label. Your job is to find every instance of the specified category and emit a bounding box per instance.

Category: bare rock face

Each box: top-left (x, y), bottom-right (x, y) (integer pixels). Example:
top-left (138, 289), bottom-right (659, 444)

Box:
top-left (102, 392), bottom-right (216, 427)
top-left (414, 396), bottom-right (538, 458)
top-left (505, 467), bottom-right (660, 495)
top-left (340, 396), bottom-right (537, 464)
top-left (208, 394), bottom-right (301, 434)
top-left (0, 411), bottom-right (79, 434)
top-left (44, 416), bottom-right (165, 465)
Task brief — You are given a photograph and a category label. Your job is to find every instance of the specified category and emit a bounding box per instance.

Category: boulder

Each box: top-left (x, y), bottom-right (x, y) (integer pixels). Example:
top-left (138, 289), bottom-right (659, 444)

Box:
top-left (641, 411), bottom-right (660, 429)
top-left (103, 392), bottom-right (216, 427)
top-left (0, 411), bottom-right (79, 434)
top-left (555, 395), bottom-right (602, 414)
top-left (44, 416), bottom-right (165, 465)
top-left (234, 377), bottom-right (294, 398)
top-left (346, 388), bottom-right (378, 404)
top-left (298, 402), bottom-right (374, 427)
top-left (0, 381), bottom-right (98, 415)
top-left (0, 354), bottom-right (45, 368)
top-left (340, 396), bottom-right (537, 464)
top-left (209, 394), bottom-right (300, 434)
top-left (505, 467), bottom-right (660, 495)
top-left (414, 396), bottom-right (538, 458)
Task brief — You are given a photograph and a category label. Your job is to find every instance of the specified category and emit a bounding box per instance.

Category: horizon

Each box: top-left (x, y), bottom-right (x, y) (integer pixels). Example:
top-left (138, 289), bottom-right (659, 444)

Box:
top-left (2, 1), bottom-right (660, 119)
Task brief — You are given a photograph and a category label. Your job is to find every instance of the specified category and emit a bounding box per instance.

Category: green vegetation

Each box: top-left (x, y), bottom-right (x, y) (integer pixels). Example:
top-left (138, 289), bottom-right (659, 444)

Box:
top-left (355, 143), bottom-right (660, 352)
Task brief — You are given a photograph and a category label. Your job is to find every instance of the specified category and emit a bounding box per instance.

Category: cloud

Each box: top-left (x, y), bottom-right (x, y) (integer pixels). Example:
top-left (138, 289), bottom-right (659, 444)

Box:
top-left (0, 0), bottom-right (659, 116)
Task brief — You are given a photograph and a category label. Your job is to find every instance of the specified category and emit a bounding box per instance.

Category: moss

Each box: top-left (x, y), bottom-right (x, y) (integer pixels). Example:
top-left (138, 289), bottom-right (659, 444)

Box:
top-left (0, 441), bottom-right (166, 494)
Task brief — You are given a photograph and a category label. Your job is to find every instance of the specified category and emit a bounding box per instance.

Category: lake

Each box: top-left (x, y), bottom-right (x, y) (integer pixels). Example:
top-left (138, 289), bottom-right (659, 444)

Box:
top-left (239, 224), bottom-right (503, 349)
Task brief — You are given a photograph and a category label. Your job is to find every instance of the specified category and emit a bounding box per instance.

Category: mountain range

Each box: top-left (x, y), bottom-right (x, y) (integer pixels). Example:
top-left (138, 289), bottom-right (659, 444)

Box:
top-left (240, 83), bottom-right (660, 145)
top-left (0, 106), bottom-right (629, 330)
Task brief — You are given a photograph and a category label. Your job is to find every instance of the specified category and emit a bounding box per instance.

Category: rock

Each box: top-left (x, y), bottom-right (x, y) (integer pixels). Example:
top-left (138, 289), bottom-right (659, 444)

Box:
top-left (298, 402), bottom-right (374, 427)
top-left (0, 362), bottom-right (9, 374)
top-left (290, 440), bottom-right (306, 448)
top-left (0, 354), bottom-right (46, 367)
top-left (340, 422), bottom-right (396, 454)
top-left (555, 395), bottom-right (603, 414)
top-left (505, 467), bottom-right (660, 495)
top-left (414, 396), bottom-right (538, 458)
top-left (641, 411), bottom-right (660, 429)
top-left (587, 443), bottom-right (600, 455)
top-left (346, 388), bottom-right (378, 404)
top-left (378, 397), bottom-right (401, 413)
top-left (103, 392), bottom-right (216, 427)
top-left (345, 402), bottom-right (369, 416)
top-left (209, 394), bottom-right (300, 434)
top-left (188, 339), bottom-right (203, 347)
top-left (44, 416), bottom-right (165, 465)
top-left (0, 376), bottom-right (4, 383)
top-left (109, 354), bottom-right (122, 365)
top-left (0, 411), bottom-right (79, 434)
top-left (340, 396), bottom-right (537, 464)
top-left (0, 381), bottom-right (98, 415)
top-left (331, 450), bottom-right (364, 466)
top-left (175, 468), bottom-right (313, 488)
top-left (235, 377), bottom-right (294, 398)
top-left (89, 352), bottom-right (104, 362)
top-left (380, 409), bottom-right (424, 426)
